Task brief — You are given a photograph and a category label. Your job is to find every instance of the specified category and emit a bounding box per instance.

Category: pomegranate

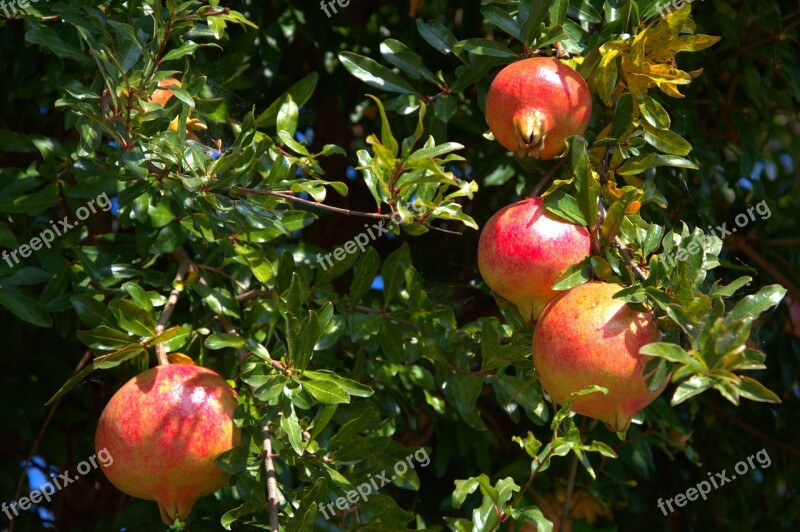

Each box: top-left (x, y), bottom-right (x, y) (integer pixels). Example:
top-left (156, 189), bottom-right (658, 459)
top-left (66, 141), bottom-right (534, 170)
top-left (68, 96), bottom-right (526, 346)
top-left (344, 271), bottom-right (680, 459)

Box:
top-left (532, 281), bottom-right (665, 432)
top-left (477, 197), bottom-right (591, 323)
top-left (485, 57), bottom-right (592, 159)
top-left (149, 78), bottom-right (182, 106)
top-left (95, 364), bottom-right (240, 524)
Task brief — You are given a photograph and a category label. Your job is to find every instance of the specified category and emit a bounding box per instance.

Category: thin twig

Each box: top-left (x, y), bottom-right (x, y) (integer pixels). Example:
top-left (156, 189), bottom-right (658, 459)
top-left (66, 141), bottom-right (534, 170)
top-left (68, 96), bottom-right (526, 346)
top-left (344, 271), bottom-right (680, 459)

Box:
top-left (221, 186), bottom-right (391, 220)
top-left (560, 452), bottom-right (580, 531)
top-left (354, 304), bottom-right (414, 326)
top-left (9, 350), bottom-right (92, 532)
top-left (529, 159), bottom-right (567, 198)
top-left (154, 260), bottom-right (192, 365)
top-left (236, 289), bottom-right (275, 302)
top-left (615, 236), bottom-right (649, 281)
top-left (560, 418), bottom-right (595, 531)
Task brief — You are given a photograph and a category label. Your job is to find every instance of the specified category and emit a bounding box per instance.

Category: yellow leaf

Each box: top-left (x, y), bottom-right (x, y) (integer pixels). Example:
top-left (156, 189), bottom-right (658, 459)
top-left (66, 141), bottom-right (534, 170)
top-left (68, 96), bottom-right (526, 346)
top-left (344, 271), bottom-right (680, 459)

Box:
top-left (648, 35), bottom-right (722, 63)
top-left (409, 0), bottom-right (424, 17)
top-left (591, 47), bottom-right (621, 107)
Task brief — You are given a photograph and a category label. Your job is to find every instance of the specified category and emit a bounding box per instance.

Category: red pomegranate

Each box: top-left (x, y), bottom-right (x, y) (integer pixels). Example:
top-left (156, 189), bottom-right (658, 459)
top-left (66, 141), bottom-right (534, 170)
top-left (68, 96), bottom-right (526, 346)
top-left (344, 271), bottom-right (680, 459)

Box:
top-left (532, 282), bottom-right (665, 432)
top-left (478, 197), bottom-right (591, 323)
top-left (485, 57), bottom-right (592, 159)
top-left (95, 364), bottom-right (240, 524)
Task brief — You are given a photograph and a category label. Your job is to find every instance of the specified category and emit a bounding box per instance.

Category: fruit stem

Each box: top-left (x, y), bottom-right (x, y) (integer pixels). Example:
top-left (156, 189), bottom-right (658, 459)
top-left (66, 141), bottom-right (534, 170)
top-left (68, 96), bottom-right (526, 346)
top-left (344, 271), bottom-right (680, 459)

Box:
top-left (529, 158), bottom-right (567, 198)
top-left (154, 257), bottom-right (193, 365)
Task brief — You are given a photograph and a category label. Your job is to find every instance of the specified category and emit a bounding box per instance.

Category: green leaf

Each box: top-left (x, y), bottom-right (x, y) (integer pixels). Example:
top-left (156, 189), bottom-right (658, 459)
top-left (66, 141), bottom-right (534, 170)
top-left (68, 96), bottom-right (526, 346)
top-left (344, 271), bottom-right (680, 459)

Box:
top-left (639, 96), bottom-right (671, 129)
top-left (737, 376), bottom-right (781, 403)
top-left (93, 344), bottom-right (144, 369)
top-left (235, 244), bottom-right (275, 284)
top-left (380, 38), bottom-right (437, 84)
top-left (617, 153), bottom-right (698, 175)
top-left (366, 95), bottom-right (398, 157)
top-left (549, 0), bottom-right (569, 26)
top-left (611, 93), bottom-right (634, 139)
top-left (710, 276), bottom-right (752, 298)
top-left (71, 294), bottom-right (114, 327)
top-left (77, 326), bottom-right (133, 350)
top-left (45, 364), bottom-right (96, 405)
top-left (338, 52), bottom-right (416, 95)
top-left (205, 333), bottom-right (246, 350)
top-left (520, 0), bottom-right (549, 44)
top-left (642, 122), bottom-right (693, 156)
top-left (551, 257), bottom-right (591, 291)
top-left (455, 38), bottom-right (517, 59)
top-left (0, 285), bottom-right (53, 327)
top-left (671, 375), bottom-right (713, 405)
top-left (301, 379), bottom-right (350, 404)
top-left (280, 404), bottom-right (305, 455)
top-left (303, 371), bottom-right (374, 397)
top-left (571, 136), bottom-right (598, 227)
top-left (481, 6), bottom-right (522, 38)
top-left (726, 284), bottom-right (786, 324)
top-left (257, 72), bottom-right (318, 128)
top-left (0, 267), bottom-right (52, 285)
top-left (543, 191), bottom-right (588, 226)
top-left (277, 94), bottom-right (298, 136)
top-left (109, 299), bottom-right (157, 338)
top-left (640, 342), bottom-right (693, 364)
top-left (416, 19), bottom-right (463, 60)
top-left (25, 24), bottom-right (92, 65)
top-left (350, 248), bottom-right (380, 303)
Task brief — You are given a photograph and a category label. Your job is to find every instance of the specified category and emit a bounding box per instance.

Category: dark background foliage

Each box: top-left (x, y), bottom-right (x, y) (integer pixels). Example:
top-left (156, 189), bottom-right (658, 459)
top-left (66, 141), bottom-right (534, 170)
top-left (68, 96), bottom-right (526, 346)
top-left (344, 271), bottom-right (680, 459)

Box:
top-left (0, 0), bottom-right (798, 530)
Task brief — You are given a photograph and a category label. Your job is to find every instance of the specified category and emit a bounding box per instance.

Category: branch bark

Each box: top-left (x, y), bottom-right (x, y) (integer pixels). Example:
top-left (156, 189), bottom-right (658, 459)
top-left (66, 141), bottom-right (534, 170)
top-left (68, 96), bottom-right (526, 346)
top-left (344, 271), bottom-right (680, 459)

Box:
top-left (154, 258), bottom-right (193, 365)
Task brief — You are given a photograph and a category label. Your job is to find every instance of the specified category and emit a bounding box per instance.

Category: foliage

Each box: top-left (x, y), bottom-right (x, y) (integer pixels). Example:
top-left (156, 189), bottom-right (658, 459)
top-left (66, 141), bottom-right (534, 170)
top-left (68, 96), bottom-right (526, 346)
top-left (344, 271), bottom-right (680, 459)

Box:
top-left (1, 0), bottom-right (798, 531)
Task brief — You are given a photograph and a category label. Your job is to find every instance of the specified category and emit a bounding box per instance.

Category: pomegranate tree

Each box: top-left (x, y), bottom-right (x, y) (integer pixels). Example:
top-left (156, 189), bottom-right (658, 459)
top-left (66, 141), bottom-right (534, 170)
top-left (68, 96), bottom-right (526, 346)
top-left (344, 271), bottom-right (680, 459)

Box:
top-left (95, 364), bottom-right (241, 524)
top-left (485, 57), bottom-right (592, 159)
top-left (532, 281), bottom-right (665, 432)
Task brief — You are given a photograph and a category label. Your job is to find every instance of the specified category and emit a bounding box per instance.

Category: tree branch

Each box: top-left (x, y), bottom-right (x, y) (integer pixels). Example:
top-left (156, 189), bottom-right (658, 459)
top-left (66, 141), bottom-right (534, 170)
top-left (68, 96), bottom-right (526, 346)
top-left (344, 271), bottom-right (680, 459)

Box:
top-left (221, 186), bottom-right (391, 220)
top-left (615, 237), bottom-right (649, 281)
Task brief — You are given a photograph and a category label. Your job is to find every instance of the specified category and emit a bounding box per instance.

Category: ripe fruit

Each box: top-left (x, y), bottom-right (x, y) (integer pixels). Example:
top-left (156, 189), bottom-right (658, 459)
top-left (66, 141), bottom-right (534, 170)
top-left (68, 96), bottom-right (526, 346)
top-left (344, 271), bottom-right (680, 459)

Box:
top-left (532, 281), bottom-right (664, 432)
top-left (149, 78), bottom-right (182, 106)
top-left (477, 197), bottom-right (591, 323)
top-left (95, 364), bottom-right (240, 524)
top-left (485, 57), bottom-right (592, 159)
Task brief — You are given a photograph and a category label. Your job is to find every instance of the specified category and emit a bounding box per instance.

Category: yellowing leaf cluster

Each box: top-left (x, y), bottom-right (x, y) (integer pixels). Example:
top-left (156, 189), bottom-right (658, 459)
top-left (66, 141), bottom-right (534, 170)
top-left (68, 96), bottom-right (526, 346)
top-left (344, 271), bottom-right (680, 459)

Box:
top-left (590, 6), bottom-right (721, 106)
